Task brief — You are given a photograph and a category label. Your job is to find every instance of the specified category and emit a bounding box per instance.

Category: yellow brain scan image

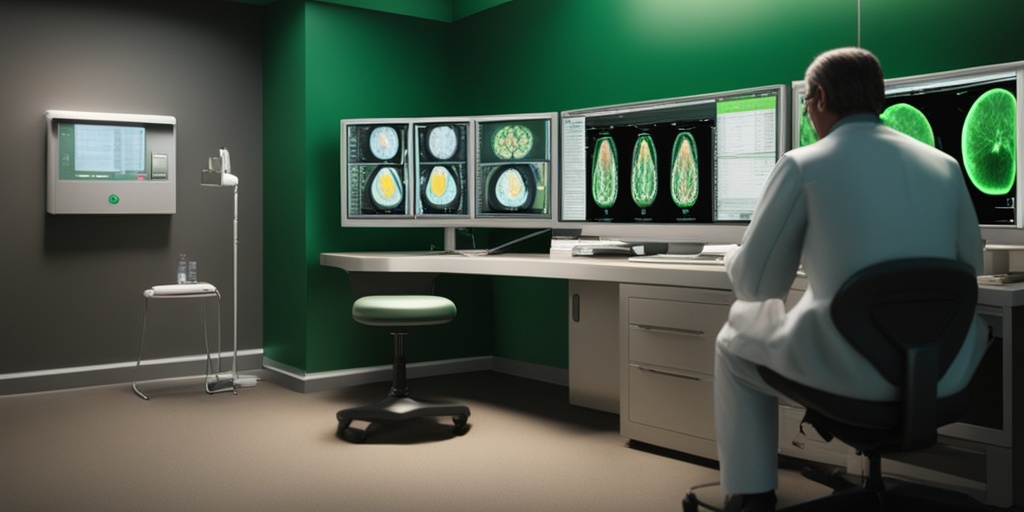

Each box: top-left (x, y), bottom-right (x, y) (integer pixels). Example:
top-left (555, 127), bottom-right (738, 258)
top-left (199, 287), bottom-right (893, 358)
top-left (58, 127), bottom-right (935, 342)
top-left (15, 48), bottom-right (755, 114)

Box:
top-left (369, 166), bottom-right (403, 210)
top-left (424, 165), bottom-right (459, 210)
top-left (490, 165), bottom-right (535, 211)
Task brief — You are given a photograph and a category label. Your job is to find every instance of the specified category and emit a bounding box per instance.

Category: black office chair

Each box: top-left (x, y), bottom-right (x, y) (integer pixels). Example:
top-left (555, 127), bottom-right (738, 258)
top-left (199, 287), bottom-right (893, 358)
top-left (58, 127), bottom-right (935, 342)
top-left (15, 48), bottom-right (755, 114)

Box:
top-left (753, 258), bottom-right (994, 511)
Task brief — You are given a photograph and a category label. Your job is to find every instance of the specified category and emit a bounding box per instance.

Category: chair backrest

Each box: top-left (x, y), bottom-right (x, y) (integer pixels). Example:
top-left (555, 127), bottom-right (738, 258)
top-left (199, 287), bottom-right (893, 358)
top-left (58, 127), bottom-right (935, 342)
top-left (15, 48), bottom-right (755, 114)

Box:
top-left (830, 258), bottom-right (977, 450)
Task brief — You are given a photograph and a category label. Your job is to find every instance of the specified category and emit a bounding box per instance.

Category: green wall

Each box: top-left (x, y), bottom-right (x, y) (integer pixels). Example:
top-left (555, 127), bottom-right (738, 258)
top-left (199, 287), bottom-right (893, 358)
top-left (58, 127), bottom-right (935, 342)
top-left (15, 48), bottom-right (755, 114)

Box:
top-left (265, 0), bottom-right (1024, 375)
top-left (264, 0), bottom-right (494, 373)
top-left (264, 0), bottom-right (308, 369)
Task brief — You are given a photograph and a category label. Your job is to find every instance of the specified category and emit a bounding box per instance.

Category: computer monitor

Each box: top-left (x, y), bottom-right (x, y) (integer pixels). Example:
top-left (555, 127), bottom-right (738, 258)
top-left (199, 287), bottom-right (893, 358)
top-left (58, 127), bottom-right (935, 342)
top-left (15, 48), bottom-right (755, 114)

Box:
top-left (474, 112), bottom-right (557, 226)
top-left (342, 119), bottom-right (412, 221)
top-left (559, 85), bottom-right (788, 243)
top-left (340, 114), bottom-right (557, 231)
top-left (413, 120), bottom-right (471, 218)
top-left (793, 60), bottom-right (1022, 231)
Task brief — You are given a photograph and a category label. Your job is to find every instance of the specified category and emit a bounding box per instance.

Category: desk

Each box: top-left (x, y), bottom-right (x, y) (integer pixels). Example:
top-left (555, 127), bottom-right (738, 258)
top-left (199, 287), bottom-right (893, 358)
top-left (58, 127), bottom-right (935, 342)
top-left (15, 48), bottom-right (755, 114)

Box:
top-left (321, 251), bottom-right (1021, 508)
top-left (320, 251), bottom-right (744, 289)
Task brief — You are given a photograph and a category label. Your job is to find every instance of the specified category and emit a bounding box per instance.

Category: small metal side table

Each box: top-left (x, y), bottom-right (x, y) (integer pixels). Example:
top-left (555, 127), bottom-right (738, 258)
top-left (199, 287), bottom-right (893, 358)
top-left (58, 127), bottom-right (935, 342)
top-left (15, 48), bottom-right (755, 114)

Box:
top-left (131, 282), bottom-right (232, 400)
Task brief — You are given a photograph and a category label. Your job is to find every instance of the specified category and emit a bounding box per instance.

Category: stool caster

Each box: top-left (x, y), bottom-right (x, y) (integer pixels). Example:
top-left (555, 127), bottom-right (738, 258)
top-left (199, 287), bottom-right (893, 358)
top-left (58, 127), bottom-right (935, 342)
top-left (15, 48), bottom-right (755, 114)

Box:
top-left (336, 415), bottom-right (366, 443)
top-left (452, 413), bottom-right (470, 436)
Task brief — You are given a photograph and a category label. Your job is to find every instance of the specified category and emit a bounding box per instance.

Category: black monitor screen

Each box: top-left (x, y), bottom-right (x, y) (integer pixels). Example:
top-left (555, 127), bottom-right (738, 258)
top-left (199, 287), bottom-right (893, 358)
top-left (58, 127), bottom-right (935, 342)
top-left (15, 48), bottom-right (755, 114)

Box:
top-left (798, 71), bottom-right (1019, 227)
top-left (887, 76), bottom-right (1018, 226)
top-left (579, 105), bottom-right (715, 223)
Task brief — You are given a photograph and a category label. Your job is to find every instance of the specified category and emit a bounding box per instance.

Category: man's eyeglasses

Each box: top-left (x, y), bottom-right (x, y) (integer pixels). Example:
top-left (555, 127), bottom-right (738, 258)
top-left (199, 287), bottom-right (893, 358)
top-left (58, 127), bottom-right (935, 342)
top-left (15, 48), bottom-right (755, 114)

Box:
top-left (802, 95), bottom-right (815, 117)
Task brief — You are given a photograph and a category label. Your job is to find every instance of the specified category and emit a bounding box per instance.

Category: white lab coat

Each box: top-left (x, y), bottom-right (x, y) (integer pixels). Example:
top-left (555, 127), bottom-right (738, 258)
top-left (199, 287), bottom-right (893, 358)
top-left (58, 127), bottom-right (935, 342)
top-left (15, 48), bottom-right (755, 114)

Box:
top-left (713, 114), bottom-right (990, 495)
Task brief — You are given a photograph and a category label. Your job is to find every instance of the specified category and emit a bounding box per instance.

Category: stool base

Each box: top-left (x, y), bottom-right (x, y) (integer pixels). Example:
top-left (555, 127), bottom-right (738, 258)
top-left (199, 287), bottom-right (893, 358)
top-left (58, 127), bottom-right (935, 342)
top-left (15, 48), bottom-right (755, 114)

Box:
top-left (337, 395), bottom-right (470, 443)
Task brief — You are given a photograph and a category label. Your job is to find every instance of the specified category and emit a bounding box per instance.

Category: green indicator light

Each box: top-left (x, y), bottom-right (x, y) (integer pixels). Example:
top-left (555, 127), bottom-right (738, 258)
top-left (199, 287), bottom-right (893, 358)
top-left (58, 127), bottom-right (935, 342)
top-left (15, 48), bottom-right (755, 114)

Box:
top-left (108, 194), bottom-right (120, 205)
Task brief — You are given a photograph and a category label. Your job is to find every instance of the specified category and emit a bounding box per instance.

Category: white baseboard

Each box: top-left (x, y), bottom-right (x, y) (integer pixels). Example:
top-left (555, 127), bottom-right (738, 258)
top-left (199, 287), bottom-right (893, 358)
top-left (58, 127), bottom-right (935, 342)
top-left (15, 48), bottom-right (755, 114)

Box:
top-left (0, 349), bottom-right (264, 395)
top-left (262, 356), bottom-right (567, 393)
top-left (0, 352), bottom-right (567, 396)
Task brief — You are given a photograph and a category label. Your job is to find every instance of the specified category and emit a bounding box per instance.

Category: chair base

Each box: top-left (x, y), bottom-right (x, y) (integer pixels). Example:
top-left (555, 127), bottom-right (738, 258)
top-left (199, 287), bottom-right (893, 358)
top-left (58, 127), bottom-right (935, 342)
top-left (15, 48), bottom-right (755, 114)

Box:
top-left (337, 395), bottom-right (470, 443)
top-left (682, 465), bottom-right (999, 512)
top-left (776, 469), bottom-right (999, 512)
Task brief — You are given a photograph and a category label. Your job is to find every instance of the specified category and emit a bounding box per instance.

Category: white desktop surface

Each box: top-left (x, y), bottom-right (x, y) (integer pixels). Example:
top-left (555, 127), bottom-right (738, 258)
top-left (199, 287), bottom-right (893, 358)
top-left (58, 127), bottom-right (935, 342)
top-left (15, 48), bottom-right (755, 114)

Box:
top-left (321, 251), bottom-right (773, 291)
top-left (978, 281), bottom-right (1024, 307)
top-left (320, 251), bottom-right (1024, 308)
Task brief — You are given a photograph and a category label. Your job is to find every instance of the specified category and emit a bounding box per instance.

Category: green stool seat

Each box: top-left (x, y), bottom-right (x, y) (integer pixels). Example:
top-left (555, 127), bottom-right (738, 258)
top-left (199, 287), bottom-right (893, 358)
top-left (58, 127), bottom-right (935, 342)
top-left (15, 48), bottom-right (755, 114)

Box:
top-left (352, 295), bottom-right (457, 326)
top-left (337, 295), bottom-right (470, 443)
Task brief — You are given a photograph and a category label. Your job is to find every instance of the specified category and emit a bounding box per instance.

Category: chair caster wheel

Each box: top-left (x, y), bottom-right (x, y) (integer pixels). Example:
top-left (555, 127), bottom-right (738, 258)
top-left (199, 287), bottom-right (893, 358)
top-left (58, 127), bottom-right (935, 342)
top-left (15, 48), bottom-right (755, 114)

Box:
top-left (682, 492), bottom-right (699, 512)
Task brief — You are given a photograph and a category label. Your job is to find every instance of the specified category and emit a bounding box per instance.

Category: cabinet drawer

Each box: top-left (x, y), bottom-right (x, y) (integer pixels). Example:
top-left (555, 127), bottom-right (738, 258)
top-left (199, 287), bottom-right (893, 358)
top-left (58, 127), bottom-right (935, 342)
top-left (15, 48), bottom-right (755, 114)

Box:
top-left (627, 364), bottom-right (715, 441)
top-left (628, 297), bottom-right (728, 374)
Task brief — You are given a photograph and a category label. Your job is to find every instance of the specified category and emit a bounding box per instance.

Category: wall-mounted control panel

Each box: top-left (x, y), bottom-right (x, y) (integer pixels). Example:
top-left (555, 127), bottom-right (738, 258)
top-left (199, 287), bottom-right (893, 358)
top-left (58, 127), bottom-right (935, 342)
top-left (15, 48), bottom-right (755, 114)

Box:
top-left (46, 110), bottom-right (176, 214)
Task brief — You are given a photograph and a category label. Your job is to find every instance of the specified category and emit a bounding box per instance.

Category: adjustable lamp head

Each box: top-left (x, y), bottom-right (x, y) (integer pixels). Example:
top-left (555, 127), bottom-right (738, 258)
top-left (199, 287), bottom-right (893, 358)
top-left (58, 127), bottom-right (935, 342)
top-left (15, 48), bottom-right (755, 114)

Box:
top-left (201, 147), bottom-right (238, 187)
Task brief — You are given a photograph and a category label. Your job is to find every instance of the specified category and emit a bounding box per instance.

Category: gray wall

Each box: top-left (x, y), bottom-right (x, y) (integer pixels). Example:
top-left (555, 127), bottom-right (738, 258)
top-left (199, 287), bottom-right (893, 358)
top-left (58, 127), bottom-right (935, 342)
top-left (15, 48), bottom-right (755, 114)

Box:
top-left (0, 0), bottom-right (263, 381)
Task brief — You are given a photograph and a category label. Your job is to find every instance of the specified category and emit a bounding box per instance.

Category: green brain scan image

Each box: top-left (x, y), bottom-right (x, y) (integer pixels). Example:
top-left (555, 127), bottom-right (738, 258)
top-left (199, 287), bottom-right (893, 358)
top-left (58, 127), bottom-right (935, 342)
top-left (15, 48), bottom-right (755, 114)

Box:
top-left (962, 88), bottom-right (1017, 195)
top-left (670, 132), bottom-right (698, 208)
top-left (631, 134), bottom-right (658, 208)
top-left (799, 98), bottom-right (819, 147)
top-left (881, 103), bottom-right (935, 146)
top-left (492, 124), bottom-right (534, 160)
top-left (799, 116), bottom-right (819, 146)
top-left (591, 137), bottom-right (618, 209)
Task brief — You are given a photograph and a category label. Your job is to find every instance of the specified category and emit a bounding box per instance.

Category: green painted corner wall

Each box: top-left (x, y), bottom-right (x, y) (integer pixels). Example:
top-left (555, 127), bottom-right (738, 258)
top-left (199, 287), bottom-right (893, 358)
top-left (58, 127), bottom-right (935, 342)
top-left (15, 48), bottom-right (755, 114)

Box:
top-left (265, 0), bottom-right (1024, 374)
top-left (265, 1), bottom-right (495, 373)
top-left (263, 0), bottom-right (309, 369)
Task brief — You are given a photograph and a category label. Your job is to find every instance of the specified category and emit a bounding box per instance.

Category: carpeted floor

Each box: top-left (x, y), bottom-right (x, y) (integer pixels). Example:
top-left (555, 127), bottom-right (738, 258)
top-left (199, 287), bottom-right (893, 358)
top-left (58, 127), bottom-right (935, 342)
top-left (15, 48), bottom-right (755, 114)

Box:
top-left (0, 371), bottom-right (834, 511)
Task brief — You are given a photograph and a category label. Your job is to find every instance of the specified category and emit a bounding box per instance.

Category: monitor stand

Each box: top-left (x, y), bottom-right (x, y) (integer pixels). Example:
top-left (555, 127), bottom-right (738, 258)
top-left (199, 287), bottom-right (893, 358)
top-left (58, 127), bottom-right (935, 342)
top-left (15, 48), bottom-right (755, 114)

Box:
top-left (444, 227), bottom-right (457, 252)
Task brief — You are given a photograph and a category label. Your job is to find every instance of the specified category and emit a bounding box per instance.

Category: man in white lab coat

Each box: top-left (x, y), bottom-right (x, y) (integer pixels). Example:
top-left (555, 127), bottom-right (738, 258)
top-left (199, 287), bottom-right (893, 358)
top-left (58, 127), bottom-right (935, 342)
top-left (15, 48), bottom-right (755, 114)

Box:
top-left (713, 47), bottom-right (991, 512)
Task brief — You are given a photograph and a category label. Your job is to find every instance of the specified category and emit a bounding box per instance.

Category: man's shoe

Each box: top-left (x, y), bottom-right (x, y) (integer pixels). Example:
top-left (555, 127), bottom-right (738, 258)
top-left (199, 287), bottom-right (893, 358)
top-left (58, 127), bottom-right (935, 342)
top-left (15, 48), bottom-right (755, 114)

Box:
top-left (724, 490), bottom-right (777, 512)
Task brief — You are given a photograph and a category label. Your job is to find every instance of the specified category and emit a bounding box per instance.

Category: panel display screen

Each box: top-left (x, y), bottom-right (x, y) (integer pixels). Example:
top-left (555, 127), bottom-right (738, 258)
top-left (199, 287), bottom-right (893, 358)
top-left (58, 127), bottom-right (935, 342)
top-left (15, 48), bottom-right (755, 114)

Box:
top-left (57, 123), bottom-right (147, 180)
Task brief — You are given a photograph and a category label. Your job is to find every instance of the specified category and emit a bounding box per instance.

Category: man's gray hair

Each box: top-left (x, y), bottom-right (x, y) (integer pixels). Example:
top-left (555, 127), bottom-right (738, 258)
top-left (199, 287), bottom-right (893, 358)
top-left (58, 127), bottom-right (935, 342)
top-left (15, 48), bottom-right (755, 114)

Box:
top-left (805, 47), bottom-right (885, 117)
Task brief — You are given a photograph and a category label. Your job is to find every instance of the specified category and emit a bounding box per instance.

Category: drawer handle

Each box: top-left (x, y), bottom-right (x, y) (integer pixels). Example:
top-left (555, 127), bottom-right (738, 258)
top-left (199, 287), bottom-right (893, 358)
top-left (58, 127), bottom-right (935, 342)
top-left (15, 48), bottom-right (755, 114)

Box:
top-left (631, 364), bottom-right (701, 381)
top-left (633, 324), bottom-right (705, 336)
